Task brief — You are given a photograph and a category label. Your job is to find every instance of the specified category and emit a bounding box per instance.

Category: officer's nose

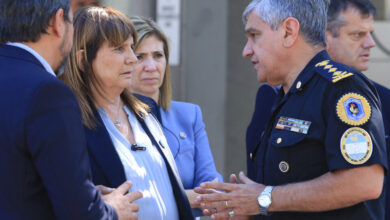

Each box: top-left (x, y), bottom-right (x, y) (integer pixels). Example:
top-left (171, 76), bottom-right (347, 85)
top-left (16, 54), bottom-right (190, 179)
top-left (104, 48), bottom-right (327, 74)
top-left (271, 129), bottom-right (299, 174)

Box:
top-left (242, 40), bottom-right (254, 58)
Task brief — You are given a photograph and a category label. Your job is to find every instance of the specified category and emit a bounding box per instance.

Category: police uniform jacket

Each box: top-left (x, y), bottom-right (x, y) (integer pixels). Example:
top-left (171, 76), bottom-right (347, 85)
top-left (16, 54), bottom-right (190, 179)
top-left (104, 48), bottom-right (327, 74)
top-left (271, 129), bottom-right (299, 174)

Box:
top-left (253, 50), bottom-right (387, 220)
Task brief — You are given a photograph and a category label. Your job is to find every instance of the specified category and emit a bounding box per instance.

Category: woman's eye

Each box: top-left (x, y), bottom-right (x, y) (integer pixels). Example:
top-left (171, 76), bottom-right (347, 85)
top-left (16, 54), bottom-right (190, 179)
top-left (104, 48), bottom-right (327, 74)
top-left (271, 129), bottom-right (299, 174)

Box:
top-left (155, 53), bottom-right (164, 58)
top-left (115, 46), bottom-right (124, 52)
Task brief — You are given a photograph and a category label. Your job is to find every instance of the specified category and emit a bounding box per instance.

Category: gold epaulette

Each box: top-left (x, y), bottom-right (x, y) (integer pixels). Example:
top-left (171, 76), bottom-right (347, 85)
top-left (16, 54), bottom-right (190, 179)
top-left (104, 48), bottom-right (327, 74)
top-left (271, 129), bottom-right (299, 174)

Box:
top-left (315, 60), bottom-right (354, 83)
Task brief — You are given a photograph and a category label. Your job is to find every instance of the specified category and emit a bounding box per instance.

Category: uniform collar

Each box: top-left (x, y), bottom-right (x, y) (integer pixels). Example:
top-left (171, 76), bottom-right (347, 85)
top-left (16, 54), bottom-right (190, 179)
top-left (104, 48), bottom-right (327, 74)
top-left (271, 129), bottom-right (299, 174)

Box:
top-left (287, 50), bottom-right (330, 95)
top-left (273, 50), bottom-right (329, 110)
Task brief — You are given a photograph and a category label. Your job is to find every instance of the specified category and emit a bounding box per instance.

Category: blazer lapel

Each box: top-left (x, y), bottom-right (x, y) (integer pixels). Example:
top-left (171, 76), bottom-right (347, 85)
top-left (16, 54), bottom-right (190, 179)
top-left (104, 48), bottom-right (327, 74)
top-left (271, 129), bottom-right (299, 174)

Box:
top-left (84, 114), bottom-right (126, 188)
top-left (136, 114), bottom-right (193, 219)
top-left (159, 110), bottom-right (181, 158)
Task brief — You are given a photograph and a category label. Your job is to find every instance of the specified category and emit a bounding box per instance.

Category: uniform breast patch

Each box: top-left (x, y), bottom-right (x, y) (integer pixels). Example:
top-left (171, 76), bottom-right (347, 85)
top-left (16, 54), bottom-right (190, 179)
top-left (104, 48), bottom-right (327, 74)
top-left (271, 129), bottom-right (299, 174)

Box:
top-left (336, 93), bottom-right (371, 126)
top-left (275, 116), bottom-right (311, 134)
top-left (340, 127), bottom-right (372, 165)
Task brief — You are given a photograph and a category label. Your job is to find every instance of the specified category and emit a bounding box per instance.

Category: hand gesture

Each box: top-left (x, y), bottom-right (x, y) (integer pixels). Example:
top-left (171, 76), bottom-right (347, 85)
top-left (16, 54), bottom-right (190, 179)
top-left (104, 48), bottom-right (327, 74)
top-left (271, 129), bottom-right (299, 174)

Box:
top-left (101, 181), bottom-right (143, 220)
top-left (194, 171), bottom-right (264, 219)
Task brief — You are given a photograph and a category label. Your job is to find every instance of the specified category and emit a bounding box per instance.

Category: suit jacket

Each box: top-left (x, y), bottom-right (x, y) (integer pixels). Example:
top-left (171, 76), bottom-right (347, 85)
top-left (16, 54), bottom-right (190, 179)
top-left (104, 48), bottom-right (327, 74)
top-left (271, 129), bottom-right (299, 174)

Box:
top-left (84, 105), bottom-right (194, 220)
top-left (160, 101), bottom-right (222, 188)
top-left (374, 82), bottom-right (390, 220)
top-left (0, 44), bottom-right (116, 219)
top-left (246, 84), bottom-right (278, 179)
top-left (134, 95), bottom-right (222, 188)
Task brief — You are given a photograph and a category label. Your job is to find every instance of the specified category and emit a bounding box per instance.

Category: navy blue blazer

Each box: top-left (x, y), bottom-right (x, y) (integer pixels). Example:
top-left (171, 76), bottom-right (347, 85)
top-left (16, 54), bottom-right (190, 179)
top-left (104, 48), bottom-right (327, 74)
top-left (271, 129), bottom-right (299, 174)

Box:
top-left (246, 84), bottom-right (278, 179)
top-left (374, 82), bottom-right (390, 220)
top-left (84, 104), bottom-right (194, 220)
top-left (0, 44), bottom-right (116, 219)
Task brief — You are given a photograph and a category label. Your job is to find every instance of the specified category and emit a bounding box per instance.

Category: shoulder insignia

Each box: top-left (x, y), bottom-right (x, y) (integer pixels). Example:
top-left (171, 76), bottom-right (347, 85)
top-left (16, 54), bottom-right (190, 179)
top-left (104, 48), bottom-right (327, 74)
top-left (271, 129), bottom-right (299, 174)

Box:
top-left (340, 127), bottom-right (372, 165)
top-left (315, 60), bottom-right (354, 83)
top-left (336, 93), bottom-right (371, 126)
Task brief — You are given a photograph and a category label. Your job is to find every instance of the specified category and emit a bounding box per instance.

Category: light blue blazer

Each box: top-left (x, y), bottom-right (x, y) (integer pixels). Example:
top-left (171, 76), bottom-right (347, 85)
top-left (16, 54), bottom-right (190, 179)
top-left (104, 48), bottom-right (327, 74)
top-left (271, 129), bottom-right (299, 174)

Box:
top-left (160, 101), bottom-right (223, 189)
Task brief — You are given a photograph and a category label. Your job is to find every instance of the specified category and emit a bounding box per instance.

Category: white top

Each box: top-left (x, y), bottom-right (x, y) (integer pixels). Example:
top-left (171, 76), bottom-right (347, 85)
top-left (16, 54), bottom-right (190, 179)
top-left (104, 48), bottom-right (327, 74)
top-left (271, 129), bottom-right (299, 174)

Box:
top-left (98, 106), bottom-right (179, 220)
top-left (6, 42), bottom-right (55, 76)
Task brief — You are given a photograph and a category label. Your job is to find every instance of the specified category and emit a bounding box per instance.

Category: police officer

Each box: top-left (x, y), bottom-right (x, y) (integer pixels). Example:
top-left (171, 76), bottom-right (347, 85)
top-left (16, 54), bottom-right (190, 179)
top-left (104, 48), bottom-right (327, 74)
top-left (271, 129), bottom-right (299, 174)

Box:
top-left (194, 0), bottom-right (387, 219)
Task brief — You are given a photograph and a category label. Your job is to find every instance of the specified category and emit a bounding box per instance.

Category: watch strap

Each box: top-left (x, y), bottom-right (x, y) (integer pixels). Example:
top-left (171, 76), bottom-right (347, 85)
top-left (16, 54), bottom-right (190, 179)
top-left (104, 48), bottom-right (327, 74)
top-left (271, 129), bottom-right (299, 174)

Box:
top-left (259, 186), bottom-right (274, 215)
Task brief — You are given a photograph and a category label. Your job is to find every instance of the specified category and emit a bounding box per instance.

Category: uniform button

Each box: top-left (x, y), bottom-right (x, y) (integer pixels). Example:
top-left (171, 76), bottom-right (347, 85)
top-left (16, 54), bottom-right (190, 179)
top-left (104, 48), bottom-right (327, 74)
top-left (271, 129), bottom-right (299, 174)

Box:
top-left (249, 153), bottom-right (253, 159)
top-left (276, 137), bottom-right (282, 144)
top-left (179, 132), bottom-right (187, 139)
top-left (279, 161), bottom-right (290, 173)
top-left (296, 81), bottom-right (302, 89)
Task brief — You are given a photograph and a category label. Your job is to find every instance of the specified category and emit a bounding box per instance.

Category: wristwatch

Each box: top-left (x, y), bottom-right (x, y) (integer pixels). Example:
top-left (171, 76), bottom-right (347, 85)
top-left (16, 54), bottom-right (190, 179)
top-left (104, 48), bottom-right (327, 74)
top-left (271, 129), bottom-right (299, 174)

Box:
top-left (258, 186), bottom-right (274, 215)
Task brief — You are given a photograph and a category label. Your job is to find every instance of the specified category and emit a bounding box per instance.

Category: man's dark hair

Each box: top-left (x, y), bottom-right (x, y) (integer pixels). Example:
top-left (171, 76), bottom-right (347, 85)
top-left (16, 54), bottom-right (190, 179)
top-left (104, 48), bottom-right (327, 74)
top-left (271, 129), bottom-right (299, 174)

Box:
top-left (327, 0), bottom-right (376, 37)
top-left (0, 0), bottom-right (71, 44)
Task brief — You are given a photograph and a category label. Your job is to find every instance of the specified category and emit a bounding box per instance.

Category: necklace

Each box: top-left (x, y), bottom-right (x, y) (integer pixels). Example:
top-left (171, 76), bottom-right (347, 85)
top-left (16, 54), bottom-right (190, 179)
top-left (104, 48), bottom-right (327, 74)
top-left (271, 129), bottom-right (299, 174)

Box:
top-left (113, 119), bottom-right (121, 127)
top-left (113, 101), bottom-right (122, 127)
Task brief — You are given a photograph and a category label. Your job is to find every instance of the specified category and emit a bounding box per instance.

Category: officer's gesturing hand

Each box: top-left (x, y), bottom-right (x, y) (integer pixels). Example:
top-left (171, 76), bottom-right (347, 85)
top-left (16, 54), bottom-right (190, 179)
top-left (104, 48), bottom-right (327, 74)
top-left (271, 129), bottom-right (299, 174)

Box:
top-left (195, 164), bottom-right (384, 219)
top-left (195, 171), bottom-right (264, 219)
top-left (101, 181), bottom-right (143, 220)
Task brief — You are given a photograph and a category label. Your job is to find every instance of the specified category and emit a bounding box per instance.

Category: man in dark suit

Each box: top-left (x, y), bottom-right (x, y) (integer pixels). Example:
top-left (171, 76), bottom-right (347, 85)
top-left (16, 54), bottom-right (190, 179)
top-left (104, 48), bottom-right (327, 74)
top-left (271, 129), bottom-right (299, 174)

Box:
top-left (246, 84), bottom-right (278, 180)
top-left (0, 1), bottom-right (141, 219)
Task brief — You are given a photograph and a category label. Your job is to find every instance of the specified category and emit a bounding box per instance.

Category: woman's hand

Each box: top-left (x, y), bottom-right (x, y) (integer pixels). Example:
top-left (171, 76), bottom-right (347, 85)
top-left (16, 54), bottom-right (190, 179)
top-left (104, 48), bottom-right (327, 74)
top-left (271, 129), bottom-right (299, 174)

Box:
top-left (99, 181), bottom-right (143, 220)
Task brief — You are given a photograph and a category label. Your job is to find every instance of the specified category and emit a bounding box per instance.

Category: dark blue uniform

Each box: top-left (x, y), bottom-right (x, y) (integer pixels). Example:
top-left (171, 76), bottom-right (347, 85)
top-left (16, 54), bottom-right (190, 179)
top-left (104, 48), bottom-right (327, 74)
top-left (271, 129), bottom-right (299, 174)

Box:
top-left (253, 50), bottom-right (387, 220)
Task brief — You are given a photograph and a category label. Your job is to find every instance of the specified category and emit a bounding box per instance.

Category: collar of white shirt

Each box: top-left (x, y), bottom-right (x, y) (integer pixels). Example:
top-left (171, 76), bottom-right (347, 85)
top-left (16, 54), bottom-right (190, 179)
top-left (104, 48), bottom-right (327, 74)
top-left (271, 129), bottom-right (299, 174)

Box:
top-left (6, 42), bottom-right (56, 77)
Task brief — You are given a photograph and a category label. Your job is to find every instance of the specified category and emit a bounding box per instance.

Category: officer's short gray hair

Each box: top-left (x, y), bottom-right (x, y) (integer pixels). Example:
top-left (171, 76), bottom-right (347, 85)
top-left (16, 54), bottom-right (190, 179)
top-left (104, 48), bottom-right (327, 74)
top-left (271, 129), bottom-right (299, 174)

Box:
top-left (242, 0), bottom-right (330, 47)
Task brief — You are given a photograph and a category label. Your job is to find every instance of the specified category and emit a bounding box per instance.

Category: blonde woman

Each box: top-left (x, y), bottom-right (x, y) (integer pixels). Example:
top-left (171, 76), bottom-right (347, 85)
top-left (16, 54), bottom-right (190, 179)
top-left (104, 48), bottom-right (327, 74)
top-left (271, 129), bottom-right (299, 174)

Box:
top-left (129, 16), bottom-right (223, 216)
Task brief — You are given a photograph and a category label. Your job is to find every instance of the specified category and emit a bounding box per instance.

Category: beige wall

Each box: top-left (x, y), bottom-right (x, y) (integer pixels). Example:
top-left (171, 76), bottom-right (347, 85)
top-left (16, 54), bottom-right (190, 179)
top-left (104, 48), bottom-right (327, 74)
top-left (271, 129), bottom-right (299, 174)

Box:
top-left (100, 0), bottom-right (154, 18)
top-left (366, 21), bottom-right (390, 87)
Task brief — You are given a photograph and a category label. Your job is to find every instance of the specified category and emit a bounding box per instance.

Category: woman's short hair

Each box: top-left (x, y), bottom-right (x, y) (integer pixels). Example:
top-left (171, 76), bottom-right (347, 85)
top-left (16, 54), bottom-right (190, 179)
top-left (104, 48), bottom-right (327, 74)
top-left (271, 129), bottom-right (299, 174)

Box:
top-left (130, 16), bottom-right (172, 111)
top-left (62, 6), bottom-right (147, 129)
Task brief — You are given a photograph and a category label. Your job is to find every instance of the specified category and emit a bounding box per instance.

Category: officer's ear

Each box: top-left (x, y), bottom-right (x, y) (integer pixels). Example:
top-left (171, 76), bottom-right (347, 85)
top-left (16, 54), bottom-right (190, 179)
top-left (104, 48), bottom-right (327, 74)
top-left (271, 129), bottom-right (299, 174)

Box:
top-left (325, 30), bottom-right (332, 50)
top-left (281, 17), bottom-right (299, 48)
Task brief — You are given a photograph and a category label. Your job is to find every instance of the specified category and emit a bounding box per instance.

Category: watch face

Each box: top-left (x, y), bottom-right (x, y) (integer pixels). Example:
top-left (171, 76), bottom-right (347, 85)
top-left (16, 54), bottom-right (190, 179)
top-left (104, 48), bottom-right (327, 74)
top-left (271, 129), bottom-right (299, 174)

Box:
top-left (259, 195), bottom-right (271, 207)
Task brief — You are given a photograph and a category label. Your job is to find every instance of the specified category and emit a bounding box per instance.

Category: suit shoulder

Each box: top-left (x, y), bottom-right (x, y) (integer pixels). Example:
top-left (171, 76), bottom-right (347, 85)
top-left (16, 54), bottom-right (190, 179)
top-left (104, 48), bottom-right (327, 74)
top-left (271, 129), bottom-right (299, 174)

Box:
top-left (314, 59), bottom-right (357, 84)
top-left (258, 84), bottom-right (279, 95)
top-left (256, 84), bottom-right (279, 102)
top-left (171, 100), bottom-right (199, 111)
top-left (373, 81), bottom-right (390, 95)
top-left (166, 101), bottom-right (201, 123)
top-left (372, 81), bottom-right (390, 109)
top-left (34, 76), bottom-right (74, 96)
